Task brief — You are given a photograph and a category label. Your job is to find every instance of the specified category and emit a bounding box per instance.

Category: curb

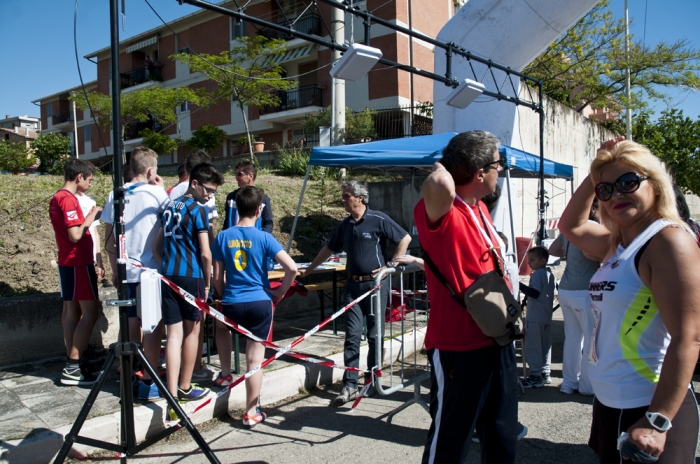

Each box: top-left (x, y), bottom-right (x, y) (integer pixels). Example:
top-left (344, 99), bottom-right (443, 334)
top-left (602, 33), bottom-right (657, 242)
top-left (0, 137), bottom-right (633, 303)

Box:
top-left (0, 328), bottom-right (426, 463)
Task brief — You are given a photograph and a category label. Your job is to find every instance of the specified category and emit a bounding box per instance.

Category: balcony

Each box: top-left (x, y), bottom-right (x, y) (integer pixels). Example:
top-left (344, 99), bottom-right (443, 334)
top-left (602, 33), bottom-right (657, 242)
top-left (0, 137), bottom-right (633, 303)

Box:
top-left (259, 85), bottom-right (323, 120)
top-left (123, 120), bottom-right (162, 141)
top-left (257, 13), bottom-right (322, 41)
top-left (120, 66), bottom-right (162, 90)
top-left (52, 110), bottom-right (73, 127)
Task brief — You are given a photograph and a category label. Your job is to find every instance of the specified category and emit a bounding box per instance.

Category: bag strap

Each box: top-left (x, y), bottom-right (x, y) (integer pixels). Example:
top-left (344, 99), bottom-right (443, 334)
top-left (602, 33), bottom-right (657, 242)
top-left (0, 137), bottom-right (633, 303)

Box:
top-left (420, 245), bottom-right (467, 309)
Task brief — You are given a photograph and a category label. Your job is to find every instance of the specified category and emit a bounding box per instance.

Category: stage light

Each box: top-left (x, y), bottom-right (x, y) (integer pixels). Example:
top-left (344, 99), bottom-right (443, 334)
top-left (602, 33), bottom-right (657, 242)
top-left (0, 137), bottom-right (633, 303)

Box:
top-left (329, 43), bottom-right (383, 81)
top-left (446, 78), bottom-right (486, 109)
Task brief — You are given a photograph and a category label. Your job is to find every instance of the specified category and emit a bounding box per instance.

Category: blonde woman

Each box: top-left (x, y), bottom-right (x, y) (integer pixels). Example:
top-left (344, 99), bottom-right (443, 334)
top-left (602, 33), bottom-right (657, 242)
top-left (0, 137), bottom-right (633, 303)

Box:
top-left (559, 137), bottom-right (700, 463)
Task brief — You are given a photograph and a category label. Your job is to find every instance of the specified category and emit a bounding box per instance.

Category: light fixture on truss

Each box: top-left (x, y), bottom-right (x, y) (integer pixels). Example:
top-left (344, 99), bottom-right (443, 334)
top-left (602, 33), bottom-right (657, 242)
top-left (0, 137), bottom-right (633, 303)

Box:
top-left (329, 43), bottom-right (383, 81)
top-left (446, 78), bottom-right (486, 109)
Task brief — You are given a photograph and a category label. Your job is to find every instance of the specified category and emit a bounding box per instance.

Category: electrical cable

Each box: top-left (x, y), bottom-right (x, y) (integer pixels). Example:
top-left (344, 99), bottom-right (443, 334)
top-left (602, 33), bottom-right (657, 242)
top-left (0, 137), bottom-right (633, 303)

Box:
top-left (144, 0), bottom-right (337, 82)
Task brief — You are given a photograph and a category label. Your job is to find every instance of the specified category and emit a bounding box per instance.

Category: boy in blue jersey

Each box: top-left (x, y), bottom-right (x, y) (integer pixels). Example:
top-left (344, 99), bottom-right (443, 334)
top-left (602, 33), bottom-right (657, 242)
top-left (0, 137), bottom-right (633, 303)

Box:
top-left (212, 186), bottom-right (297, 427)
top-left (154, 163), bottom-right (224, 402)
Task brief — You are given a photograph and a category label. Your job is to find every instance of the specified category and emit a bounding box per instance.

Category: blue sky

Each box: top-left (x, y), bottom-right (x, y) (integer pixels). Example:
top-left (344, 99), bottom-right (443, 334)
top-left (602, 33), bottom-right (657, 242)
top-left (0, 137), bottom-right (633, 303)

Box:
top-left (1, 0), bottom-right (698, 121)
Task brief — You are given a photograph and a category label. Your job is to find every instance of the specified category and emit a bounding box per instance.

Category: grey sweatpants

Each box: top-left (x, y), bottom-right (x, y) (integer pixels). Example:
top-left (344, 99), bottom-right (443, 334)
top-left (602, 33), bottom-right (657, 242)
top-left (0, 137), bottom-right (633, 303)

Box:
top-left (524, 319), bottom-right (552, 377)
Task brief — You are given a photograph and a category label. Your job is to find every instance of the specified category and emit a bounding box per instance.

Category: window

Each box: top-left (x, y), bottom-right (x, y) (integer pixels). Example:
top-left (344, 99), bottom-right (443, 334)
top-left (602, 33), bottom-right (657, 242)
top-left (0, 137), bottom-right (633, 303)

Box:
top-left (291, 128), bottom-right (306, 141)
top-left (231, 18), bottom-right (246, 40)
top-left (84, 125), bottom-right (91, 142)
top-left (47, 102), bottom-right (53, 118)
top-left (179, 101), bottom-right (190, 113)
top-left (178, 47), bottom-right (190, 54)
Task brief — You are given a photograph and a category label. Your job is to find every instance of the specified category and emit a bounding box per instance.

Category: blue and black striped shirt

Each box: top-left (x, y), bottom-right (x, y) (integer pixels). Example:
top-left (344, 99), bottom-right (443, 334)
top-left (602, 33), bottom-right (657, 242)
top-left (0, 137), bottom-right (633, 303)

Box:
top-left (160, 196), bottom-right (209, 278)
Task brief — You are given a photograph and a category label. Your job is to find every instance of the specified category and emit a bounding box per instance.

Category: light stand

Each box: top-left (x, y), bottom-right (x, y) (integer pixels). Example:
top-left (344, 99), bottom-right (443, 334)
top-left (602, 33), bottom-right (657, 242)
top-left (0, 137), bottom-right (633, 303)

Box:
top-left (53, 1), bottom-right (219, 462)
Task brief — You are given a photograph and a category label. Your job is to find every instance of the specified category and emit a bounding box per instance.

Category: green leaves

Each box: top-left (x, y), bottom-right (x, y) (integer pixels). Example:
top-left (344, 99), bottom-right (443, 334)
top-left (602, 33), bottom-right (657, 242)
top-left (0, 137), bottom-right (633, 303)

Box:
top-left (302, 107), bottom-right (377, 143)
top-left (0, 141), bottom-right (34, 173)
top-left (139, 128), bottom-right (180, 155)
top-left (30, 133), bottom-right (72, 175)
top-left (524, 0), bottom-right (700, 114)
top-left (186, 124), bottom-right (228, 153)
top-left (632, 109), bottom-right (700, 194)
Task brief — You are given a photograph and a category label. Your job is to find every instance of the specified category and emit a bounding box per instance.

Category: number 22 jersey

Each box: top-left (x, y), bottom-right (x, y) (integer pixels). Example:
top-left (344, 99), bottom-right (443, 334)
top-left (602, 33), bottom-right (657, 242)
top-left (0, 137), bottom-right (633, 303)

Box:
top-left (160, 196), bottom-right (209, 278)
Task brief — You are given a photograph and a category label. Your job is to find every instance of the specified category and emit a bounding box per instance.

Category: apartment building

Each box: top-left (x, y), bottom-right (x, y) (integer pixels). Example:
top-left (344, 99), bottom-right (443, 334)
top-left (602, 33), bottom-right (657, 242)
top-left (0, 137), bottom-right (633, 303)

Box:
top-left (0, 115), bottom-right (41, 148)
top-left (34, 0), bottom-right (454, 166)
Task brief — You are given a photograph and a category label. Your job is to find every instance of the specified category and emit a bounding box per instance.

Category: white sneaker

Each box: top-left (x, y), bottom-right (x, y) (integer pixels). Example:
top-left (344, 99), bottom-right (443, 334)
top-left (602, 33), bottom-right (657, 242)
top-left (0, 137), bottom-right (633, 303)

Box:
top-left (560, 385), bottom-right (575, 394)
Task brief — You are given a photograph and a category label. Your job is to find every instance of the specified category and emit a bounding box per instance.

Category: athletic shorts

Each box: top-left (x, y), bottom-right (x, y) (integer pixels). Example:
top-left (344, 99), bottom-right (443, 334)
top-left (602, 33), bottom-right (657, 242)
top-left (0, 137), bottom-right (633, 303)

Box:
top-left (161, 276), bottom-right (203, 325)
top-left (219, 300), bottom-right (273, 342)
top-left (589, 388), bottom-right (699, 463)
top-left (58, 265), bottom-right (99, 301)
top-left (126, 282), bottom-right (139, 318)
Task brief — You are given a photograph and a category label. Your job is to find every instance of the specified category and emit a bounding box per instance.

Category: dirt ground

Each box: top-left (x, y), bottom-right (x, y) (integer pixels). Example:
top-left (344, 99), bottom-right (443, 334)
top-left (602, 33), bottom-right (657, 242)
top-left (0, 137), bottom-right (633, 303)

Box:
top-left (0, 172), bottom-right (348, 297)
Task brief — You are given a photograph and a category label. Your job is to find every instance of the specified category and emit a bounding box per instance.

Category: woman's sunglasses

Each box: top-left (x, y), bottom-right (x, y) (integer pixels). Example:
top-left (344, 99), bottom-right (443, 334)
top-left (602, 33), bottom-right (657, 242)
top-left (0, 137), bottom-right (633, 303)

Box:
top-left (594, 172), bottom-right (648, 202)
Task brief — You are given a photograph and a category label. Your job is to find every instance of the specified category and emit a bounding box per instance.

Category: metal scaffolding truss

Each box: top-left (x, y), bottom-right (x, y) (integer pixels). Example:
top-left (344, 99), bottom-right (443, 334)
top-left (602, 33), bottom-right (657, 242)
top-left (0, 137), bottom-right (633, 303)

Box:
top-left (177, 0), bottom-right (549, 243)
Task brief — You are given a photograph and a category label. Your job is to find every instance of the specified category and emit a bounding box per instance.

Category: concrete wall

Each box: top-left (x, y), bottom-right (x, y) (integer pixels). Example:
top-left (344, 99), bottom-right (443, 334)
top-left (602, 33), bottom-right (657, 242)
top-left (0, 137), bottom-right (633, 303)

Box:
top-left (0, 283), bottom-right (326, 368)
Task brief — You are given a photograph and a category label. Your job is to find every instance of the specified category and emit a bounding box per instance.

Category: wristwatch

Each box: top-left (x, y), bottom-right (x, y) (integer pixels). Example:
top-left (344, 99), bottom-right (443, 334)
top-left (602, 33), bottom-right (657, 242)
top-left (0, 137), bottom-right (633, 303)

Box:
top-left (645, 411), bottom-right (672, 432)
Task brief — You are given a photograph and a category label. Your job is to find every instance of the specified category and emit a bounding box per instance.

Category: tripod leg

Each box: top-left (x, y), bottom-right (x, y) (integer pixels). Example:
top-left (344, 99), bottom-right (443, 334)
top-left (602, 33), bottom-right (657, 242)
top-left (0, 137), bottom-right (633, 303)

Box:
top-left (136, 348), bottom-right (220, 464)
top-left (119, 342), bottom-right (137, 459)
top-left (53, 351), bottom-right (118, 464)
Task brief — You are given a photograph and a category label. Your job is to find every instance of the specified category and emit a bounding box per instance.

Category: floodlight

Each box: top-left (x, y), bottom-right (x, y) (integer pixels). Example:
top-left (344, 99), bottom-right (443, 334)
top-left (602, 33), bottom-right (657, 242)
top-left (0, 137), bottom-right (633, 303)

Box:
top-left (330, 43), bottom-right (383, 81)
top-left (446, 79), bottom-right (486, 109)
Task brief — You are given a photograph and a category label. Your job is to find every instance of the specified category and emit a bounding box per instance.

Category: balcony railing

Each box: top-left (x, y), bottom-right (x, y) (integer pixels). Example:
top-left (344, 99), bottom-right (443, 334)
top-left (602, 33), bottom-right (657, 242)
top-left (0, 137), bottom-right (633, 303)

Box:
top-left (120, 65), bottom-right (162, 90)
top-left (123, 120), bottom-right (162, 141)
top-left (259, 84), bottom-right (323, 115)
top-left (52, 110), bottom-right (73, 126)
top-left (257, 13), bottom-right (322, 41)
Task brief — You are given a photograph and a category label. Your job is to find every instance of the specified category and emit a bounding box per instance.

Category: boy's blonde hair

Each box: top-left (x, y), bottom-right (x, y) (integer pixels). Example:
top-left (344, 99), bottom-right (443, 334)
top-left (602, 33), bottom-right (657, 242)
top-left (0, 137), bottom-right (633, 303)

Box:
top-left (590, 140), bottom-right (688, 249)
top-left (130, 146), bottom-right (158, 176)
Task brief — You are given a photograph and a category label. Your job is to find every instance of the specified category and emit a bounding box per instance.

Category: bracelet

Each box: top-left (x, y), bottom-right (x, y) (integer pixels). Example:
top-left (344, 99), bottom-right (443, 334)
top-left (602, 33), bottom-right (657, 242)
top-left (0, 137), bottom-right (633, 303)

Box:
top-left (204, 286), bottom-right (211, 290)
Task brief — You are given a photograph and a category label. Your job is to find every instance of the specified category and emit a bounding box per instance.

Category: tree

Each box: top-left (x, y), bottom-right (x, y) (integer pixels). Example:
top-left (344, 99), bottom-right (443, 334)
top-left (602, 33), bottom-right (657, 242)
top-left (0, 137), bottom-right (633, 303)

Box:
top-left (0, 140), bottom-right (34, 173)
top-left (172, 35), bottom-right (296, 161)
top-left (71, 86), bottom-right (206, 160)
top-left (31, 133), bottom-right (72, 174)
top-left (140, 128), bottom-right (180, 155)
top-left (524, 0), bottom-right (700, 114)
top-left (303, 107), bottom-right (377, 143)
top-left (186, 124), bottom-right (229, 153)
top-left (630, 109), bottom-right (700, 195)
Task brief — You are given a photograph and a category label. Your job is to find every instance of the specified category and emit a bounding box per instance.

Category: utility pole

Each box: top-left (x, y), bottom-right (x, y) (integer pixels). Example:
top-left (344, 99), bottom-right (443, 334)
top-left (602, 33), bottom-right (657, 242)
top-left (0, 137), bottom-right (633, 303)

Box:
top-left (625, 0), bottom-right (632, 141)
top-left (331, 4), bottom-right (345, 146)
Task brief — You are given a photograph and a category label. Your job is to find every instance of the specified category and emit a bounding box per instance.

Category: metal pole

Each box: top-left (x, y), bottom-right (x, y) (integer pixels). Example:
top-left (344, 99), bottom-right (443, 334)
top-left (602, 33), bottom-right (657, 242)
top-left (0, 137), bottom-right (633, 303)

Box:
top-left (287, 164), bottom-right (312, 252)
top-left (408, 0), bottom-right (414, 136)
top-left (625, 0), bottom-right (632, 140)
top-left (537, 84), bottom-right (546, 245)
top-left (71, 92), bottom-right (79, 158)
top-left (505, 169), bottom-right (517, 261)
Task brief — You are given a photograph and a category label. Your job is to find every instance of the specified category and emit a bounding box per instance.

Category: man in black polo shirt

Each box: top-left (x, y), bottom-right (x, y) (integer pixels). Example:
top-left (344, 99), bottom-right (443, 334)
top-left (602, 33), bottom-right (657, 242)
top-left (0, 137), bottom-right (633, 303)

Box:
top-left (301, 179), bottom-right (411, 405)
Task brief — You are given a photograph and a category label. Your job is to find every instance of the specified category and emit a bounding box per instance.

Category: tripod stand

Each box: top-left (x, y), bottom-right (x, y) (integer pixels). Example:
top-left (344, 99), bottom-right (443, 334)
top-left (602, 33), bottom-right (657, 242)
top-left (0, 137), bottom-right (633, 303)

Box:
top-left (53, 305), bottom-right (220, 463)
top-left (54, 1), bottom-right (219, 461)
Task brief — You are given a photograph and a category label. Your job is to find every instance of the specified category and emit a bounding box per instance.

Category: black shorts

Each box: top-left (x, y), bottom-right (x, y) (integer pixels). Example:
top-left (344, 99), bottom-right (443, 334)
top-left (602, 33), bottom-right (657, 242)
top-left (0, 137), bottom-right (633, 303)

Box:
top-left (219, 300), bottom-right (273, 342)
top-left (589, 388), bottom-right (699, 463)
top-left (161, 276), bottom-right (203, 325)
top-left (58, 264), bottom-right (99, 301)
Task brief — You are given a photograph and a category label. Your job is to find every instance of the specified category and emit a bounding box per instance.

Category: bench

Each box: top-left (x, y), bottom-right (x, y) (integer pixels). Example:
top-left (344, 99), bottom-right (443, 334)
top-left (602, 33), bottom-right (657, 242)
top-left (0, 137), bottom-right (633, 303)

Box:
top-left (305, 280), bottom-right (346, 334)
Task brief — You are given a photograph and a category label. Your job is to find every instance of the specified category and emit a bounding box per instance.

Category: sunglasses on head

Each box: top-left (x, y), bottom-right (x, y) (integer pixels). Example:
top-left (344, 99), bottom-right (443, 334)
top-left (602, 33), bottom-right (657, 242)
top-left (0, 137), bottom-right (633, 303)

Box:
top-left (483, 157), bottom-right (506, 170)
top-left (594, 172), bottom-right (648, 202)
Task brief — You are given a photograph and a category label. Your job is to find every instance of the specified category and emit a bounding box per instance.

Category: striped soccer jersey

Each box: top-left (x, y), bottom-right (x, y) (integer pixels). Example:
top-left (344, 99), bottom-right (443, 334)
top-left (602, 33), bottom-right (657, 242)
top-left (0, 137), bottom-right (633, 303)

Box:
top-left (161, 195), bottom-right (209, 278)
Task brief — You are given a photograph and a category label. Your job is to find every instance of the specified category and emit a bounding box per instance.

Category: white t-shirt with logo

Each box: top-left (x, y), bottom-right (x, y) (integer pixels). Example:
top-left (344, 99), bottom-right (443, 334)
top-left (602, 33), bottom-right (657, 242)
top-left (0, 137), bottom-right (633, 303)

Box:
top-left (103, 183), bottom-right (170, 282)
top-left (169, 181), bottom-right (218, 221)
top-left (77, 193), bottom-right (99, 261)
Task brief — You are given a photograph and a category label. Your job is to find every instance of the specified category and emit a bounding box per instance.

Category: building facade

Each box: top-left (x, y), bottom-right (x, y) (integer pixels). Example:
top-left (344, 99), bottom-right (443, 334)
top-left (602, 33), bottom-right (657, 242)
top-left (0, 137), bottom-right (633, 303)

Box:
top-left (33, 0), bottom-right (455, 167)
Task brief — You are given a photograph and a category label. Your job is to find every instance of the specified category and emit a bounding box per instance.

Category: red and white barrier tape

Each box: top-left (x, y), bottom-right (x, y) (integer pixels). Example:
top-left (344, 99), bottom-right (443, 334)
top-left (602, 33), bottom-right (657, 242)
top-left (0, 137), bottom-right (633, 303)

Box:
top-left (165, 283), bottom-right (380, 427)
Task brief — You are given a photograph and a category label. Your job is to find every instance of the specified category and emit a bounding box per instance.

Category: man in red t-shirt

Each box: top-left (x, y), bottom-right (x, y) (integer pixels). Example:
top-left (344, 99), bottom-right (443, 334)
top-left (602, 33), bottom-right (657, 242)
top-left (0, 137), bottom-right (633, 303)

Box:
top-left (416, 131), bottom-right (518, 463)
top-left (49, 159), bottom-right (103, 386)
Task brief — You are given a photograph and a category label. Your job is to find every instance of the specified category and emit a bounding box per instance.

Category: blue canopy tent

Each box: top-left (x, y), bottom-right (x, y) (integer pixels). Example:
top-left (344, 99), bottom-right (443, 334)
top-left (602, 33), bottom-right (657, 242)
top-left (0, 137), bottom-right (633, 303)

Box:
top-left (287, 133), bottom-right (575, 251)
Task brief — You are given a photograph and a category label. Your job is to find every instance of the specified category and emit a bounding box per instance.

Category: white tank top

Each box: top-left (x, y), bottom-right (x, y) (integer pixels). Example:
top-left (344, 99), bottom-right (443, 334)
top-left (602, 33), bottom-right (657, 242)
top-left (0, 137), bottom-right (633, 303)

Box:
top-left (587, 219), bottom-right (673, 409)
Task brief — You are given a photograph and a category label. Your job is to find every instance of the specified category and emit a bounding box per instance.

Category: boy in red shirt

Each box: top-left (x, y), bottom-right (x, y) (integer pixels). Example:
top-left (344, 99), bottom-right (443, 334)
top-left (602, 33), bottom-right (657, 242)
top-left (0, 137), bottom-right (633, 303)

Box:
top-left (49, 159), bottom-right (103, 386)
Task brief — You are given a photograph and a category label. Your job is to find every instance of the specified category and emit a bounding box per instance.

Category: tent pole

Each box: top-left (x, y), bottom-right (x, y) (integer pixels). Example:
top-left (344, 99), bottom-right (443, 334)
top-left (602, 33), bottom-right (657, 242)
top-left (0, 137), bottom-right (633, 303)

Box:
top-left (505, 168), bottom-right (517, 263)
top-left (287, 164), bottom-right (312, 252)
